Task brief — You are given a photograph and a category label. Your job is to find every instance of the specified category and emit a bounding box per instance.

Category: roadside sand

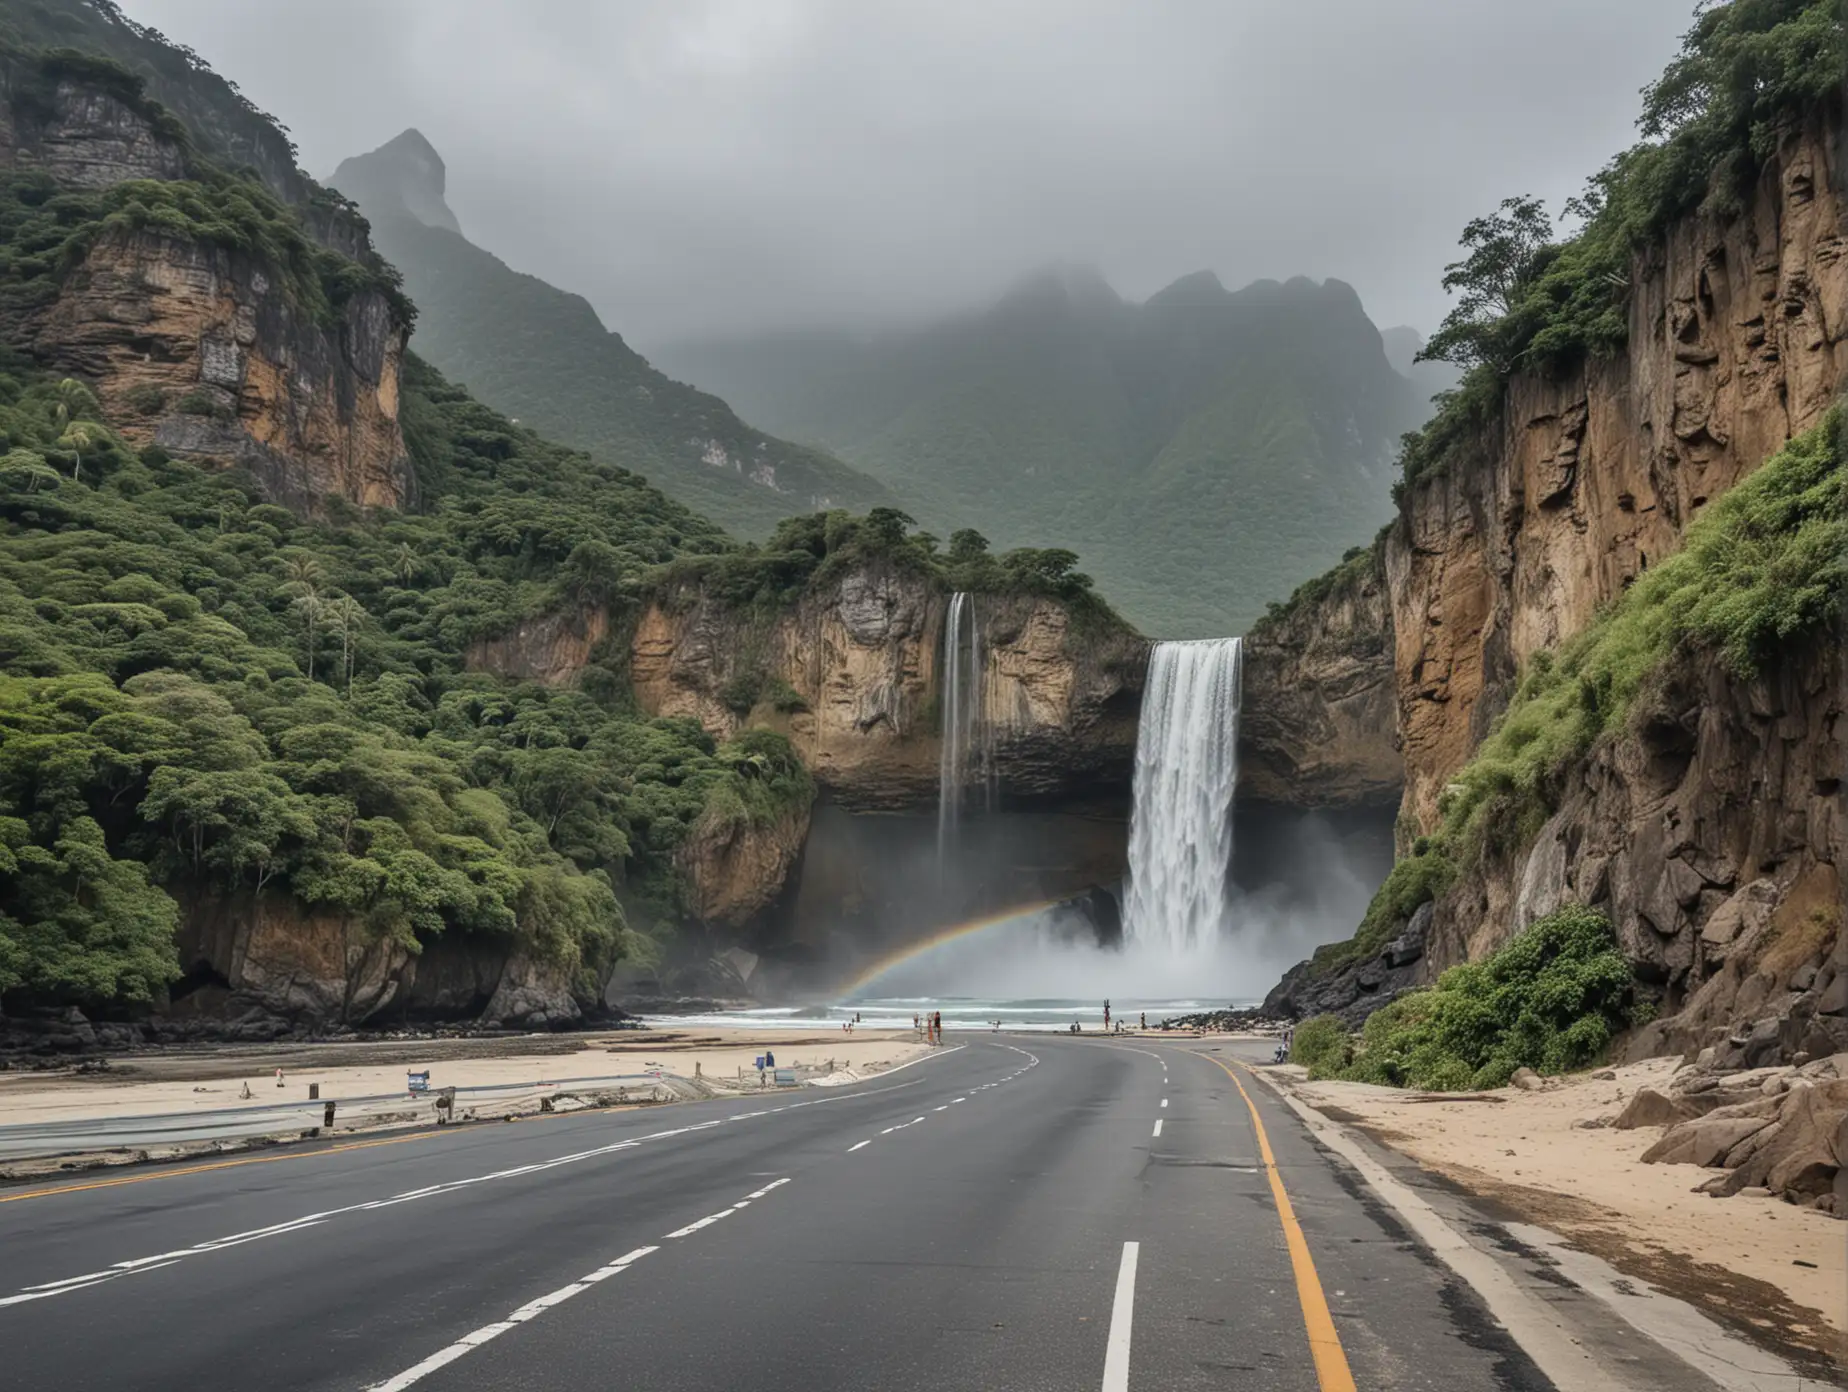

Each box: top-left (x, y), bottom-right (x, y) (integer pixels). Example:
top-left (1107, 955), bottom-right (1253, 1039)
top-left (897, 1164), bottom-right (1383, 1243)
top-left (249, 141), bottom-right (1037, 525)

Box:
top-left (1275, 1057), bottom-right (1844, 1355)
top-left (0, 1029), bottom-right (927, 1126)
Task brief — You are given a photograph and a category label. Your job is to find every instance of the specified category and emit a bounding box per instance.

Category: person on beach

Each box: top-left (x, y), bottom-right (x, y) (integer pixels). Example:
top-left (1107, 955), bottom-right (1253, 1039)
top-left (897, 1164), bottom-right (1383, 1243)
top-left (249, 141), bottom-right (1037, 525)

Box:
top-left (1140, 1012), bottom-right (1146, 1031)
top-left (1103, 1000), bottom-right (1111, 1029)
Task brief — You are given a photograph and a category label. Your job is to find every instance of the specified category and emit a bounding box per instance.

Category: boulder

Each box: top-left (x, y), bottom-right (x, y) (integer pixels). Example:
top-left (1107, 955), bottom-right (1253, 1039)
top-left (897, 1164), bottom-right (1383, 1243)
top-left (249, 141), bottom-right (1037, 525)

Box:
top-left (1697, 1079), bottom-right (1848, 1207)
top-left (1510, 1067), bottom-right (1543, 1092)
top-left (1614, 1088), bottom-right (1696, 1129)
top-left (1641, 1114), bottom-right (1777, 1167)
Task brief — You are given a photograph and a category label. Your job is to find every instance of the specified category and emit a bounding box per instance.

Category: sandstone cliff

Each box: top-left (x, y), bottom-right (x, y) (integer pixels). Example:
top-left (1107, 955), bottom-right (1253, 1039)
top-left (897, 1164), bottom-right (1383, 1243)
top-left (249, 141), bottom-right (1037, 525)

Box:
top-left (1240, 545), bottom-right (1401, 811)
top-left (626, 567), bottom-right (1148, 812)
top-left (170, 891), bottom-right (593, 1033)
top-left (674, 799), bottom-right (814, 931)
top-left (0, 56), bottom-right (413, 511)
top-left (1270, 114), bottom-right (1847, 1066)
top-left (1389, 116), bottom-right (1846, 839)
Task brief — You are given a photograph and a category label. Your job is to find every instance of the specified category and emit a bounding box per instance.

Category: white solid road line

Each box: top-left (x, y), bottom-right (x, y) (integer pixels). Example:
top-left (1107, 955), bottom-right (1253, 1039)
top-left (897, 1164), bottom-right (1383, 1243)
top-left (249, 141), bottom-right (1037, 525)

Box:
top-left (367, 1244), bottom-right (661, 1391)
top-left (1102, 1241), bottom-right (1139, 1392)
top-left (848, 1140), bottom-right (871, 1152)
top-left (1151, 1119), bottom-right (1163, 1138)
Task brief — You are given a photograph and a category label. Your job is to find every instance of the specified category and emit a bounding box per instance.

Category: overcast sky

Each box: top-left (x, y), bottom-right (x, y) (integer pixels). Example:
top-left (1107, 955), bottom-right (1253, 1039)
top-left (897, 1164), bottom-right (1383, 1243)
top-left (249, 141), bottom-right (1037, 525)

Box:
top-left (123, 0), bottom-right (1701, 348)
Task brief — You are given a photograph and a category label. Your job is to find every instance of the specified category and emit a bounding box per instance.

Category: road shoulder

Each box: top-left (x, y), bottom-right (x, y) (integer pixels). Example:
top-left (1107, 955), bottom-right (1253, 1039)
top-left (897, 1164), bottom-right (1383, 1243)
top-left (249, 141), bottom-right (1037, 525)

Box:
top-left (1250, 1062), bottom-right (1842, 1389)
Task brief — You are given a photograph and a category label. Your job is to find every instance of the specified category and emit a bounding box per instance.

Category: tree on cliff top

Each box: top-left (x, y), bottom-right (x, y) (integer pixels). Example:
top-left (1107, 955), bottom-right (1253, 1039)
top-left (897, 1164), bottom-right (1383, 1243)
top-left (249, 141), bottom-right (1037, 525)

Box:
top-left (1417, 197), bottom-right (1552, 375)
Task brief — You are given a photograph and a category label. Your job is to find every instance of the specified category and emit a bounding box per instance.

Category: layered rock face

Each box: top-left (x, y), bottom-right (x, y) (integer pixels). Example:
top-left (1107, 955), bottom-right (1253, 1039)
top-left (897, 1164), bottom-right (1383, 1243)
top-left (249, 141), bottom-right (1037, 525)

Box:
top-left (24, 228), bottom-right (411, 510)
top-left (170, 892), bottom-right (591, 1033)
top-left (1240, 551), bottom-right (1401, 811)
top-left (0, 75), bottom-right (188, 186)
top-left (1488, 636), bottom-right (1846, 1066)
top-left (1389, 116), bottom-right (1848, 839)
top-left (628, 567), bottom-right (1148, 812)
top-left (675, 799), bottom-right (814, 931)
top-left (0, 67), bottom-right (413, 511)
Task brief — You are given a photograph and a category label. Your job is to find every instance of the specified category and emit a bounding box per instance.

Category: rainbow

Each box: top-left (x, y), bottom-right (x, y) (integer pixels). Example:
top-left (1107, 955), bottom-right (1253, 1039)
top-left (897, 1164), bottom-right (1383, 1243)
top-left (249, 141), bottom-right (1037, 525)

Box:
top-left (837, 900), bottom-right (1061, 997)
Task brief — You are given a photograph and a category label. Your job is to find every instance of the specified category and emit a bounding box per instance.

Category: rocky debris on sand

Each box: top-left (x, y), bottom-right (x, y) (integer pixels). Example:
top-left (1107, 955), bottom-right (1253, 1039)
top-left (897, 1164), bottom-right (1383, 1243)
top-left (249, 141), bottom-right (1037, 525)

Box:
top-left (1631, 1053), bottom-right (1848, 1214)
top-left (1158, 1007), bottom-right (1284, 1033)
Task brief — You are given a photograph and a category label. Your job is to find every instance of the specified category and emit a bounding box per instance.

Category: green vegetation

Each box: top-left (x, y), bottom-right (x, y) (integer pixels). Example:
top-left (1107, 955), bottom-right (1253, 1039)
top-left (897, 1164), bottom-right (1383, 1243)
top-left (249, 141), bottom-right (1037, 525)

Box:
top-left (0, 356), bottom-right (811, 1010)
top-left (1255, 529), bottom-right (1386, 631)
top-left (1296, 908), bottom-right (1638, 1091)
top-left (1404, 0), bottom-right (1837, 494)
top-left (658, 272), bottom-right (1432, 638)
top-left (655, 506), bottom-right (1126, 632)
top-left (328, 135), bottom-right (897, 542)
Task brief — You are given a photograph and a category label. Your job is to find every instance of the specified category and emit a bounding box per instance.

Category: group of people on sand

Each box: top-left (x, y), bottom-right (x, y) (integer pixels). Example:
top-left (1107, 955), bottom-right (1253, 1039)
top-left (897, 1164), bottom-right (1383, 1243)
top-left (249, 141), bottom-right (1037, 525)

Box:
top-left (913, 1011), bottom-right (944, 1045)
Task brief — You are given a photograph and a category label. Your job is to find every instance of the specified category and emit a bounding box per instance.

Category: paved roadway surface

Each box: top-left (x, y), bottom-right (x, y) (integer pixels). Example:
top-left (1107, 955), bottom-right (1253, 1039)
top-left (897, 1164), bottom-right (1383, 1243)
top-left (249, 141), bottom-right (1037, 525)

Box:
top-left (0, 1035), bottom-right (1554, 1391)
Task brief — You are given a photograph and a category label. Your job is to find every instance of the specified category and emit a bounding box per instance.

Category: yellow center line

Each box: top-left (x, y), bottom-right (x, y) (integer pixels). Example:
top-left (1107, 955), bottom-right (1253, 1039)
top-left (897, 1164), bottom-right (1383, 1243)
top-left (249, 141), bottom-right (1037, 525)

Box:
top-left (1198, 1050), bottom-right (1358, 1392)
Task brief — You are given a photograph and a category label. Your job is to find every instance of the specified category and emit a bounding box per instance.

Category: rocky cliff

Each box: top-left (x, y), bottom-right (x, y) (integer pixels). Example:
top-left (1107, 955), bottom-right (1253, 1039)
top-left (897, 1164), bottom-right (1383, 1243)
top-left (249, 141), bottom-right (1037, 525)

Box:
top-left (1269, 112), bottom-right (1847, 1064)
top-left (1240, 544), bottom-right (1401, 811)
top-left (23, 227), bottom-right (411, 509)
top-left (0, 53), bottom-right (413, 511)
top-left (625, 567), bottom-right (1148, 812)
top-left (169, 891), bottom-right (591, 1034)
top-left (1389, 115), bottom-right (1846, 839)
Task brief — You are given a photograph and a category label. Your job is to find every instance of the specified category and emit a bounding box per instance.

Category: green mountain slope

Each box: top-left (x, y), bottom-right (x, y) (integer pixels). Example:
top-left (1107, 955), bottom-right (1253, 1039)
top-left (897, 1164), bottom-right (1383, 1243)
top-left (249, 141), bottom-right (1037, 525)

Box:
top-left (330, 130), bottom-right (898, 539)
top-left (655, 269), bottom-right (1433, 637)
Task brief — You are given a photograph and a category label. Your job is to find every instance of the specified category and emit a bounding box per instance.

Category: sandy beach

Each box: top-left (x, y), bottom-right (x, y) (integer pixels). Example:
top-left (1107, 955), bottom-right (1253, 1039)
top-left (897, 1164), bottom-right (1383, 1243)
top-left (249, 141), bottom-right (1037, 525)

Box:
top-left (0, 1028), bottom-right (928, 1128)
top-left (1272, 1057), bottom-right (1845, 1360)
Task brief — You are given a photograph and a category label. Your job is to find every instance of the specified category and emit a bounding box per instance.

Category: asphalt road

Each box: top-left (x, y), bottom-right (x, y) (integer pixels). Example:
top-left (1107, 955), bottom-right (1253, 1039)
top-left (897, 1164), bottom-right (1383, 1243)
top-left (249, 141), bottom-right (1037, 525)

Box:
top-left (0, 1035), bottom-right (1552, 1391)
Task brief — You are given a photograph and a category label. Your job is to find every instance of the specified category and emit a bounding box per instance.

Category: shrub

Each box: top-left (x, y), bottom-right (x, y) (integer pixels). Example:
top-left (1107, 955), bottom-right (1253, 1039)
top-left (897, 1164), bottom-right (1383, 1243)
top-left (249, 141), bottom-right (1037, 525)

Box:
top-left (1288, 1015), bottom-right (1352, 1077)
top-left (1326, 907), bottom-right (1636, 1091)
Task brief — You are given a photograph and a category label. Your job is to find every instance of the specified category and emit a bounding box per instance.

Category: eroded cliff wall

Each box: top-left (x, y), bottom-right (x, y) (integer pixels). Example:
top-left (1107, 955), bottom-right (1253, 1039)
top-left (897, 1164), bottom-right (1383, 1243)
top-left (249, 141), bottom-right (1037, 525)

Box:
top-left (0, 62), bottom-right (413, 511)
top-left (625, 567), bottom-right (1148, 812)
top-left (1389, 117), bottom-right (1847, 838)
top-left (1240, 547), bottom-right (1401, 811)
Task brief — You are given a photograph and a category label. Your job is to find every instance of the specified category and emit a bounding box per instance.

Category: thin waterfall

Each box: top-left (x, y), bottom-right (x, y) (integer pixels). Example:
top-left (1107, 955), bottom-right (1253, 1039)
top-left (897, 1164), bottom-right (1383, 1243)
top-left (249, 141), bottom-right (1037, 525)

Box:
top-left (1123, 637), bottom-right (1244, 952)
top-left (937, 592), bottom-right (982, 865)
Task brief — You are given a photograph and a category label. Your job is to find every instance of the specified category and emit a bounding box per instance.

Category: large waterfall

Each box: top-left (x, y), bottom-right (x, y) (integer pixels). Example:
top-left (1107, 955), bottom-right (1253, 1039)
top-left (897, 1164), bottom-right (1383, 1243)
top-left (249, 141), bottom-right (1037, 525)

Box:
top-left (1123, 636), bottom-right (1243, 953)
top-left (936, 592), bottom-right (984, 864)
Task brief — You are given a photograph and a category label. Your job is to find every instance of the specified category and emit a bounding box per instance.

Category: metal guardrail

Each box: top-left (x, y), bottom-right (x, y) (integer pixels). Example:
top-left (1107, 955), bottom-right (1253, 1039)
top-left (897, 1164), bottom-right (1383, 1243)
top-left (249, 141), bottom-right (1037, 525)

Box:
top-left (0, 1071), bottom-right (684, 1161)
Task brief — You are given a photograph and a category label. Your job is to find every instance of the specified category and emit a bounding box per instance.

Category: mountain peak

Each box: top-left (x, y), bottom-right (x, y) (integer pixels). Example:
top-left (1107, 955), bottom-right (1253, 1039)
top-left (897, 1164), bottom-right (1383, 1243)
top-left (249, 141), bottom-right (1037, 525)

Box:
top-left (1145, 269), bottom-right (1229, 309)
top-left (332, 128), bottom-right (462, 236)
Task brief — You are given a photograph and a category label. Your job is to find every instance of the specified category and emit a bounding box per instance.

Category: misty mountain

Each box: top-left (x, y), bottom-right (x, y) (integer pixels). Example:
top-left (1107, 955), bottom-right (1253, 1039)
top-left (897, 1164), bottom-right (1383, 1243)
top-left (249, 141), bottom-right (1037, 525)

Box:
top-left (330, 131), bottom-right (898, 537)
top-left (653, 269), bottom-right (1436, 636)
top-left (1380, 325), bottom-right (1465, 412)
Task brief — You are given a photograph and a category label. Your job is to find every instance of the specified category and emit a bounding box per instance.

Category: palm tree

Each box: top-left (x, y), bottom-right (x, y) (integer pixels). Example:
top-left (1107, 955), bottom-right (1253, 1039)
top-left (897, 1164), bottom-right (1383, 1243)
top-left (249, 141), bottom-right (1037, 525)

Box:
top-left (291, 591), bottom-right (325, 681)
top-left (52, 377), bottom-right (96, 433)
top-left (391, 542), bottom-right (418, 585)
top-left (57, 422), bottom-right (103, 483)
top-left (328, 595), bottom-right (366, 693)
top-left (281, 553), bottom-right (324, 594)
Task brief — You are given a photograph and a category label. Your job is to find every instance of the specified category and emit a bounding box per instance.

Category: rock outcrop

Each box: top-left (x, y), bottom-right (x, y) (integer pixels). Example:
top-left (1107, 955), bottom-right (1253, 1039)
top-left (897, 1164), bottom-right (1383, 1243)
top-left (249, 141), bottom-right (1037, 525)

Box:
top-left (1450, 635), bottom-right (1847, 1063)
top-left (22, 227), bottom-right (411, 511)
top-left (675, 799), bottom-right (814, 931)
top-left (169, 892), bottom-right (593, 1033)
top-left (625, 567), bottom-right (1147, 812)
top-left (0, 72), bottom-right (188, 187)
top-left (1388, 115), bottom-right (1847, 839)
top-left (0, 57), bottom-right (413, 512)
top-left (1240, 546), bottom-right (1401, 810)
top-left (466, 608), bottom-right (611, 688)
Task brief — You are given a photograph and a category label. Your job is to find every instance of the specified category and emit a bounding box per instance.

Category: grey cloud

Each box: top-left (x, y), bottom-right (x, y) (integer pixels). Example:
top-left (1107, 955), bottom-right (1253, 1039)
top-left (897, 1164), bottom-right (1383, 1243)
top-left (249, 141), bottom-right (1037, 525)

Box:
top-left (122, 0), bottom-right (1700, 344)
